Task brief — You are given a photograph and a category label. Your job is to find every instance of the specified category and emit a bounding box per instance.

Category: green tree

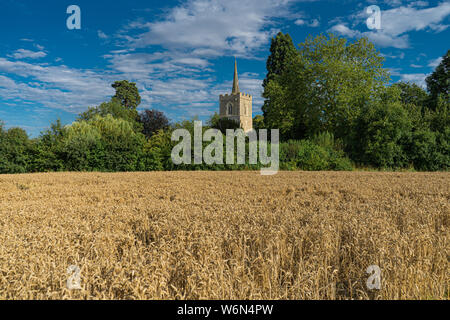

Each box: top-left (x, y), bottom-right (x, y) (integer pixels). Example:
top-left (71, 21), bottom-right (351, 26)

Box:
top-left (350, 100), bottom-right (412, 168)
top-left (62, 115), bottom-right (147, 172)
top-left (209, 113), bottom-right (240, 132)
top-left (62, 120), bottom-right (103, 171)
top-left (30, 119), bottom-right (66, 172)
top-left (426, 50), bottom-right (449, 110)
top-left (145, 128), bottom-right (174, 170)
top-left (78, 98), bottom-right (142, 133)
top-left (0, 124), bottom-right (32, 173)
top-left (407, 129), bottom-right (447, 171)
top-left (409, 95), bottom-right (450, 170)
top-left (140, 109), bottom-right (170, 139)
top-left (264, 34), bottom-right (389, 141)
top-left (252, 115), bottom-right (265, 130)
top-left (262, 32), bottom-right (298, 89)
top-left (262, 32), bottom-right (297, 134)
top-left (393, 81), bottom-right (428, 108)
top-left (112, 80), bottom-right (141, 110)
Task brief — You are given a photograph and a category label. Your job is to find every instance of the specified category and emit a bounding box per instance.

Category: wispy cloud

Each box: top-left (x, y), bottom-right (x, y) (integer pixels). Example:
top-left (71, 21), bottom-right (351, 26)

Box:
top-left (389, 68), bottom-right (428, 87)
top-left (98, 30), bottom-right (108, 39)
top-left (102, 0), bottom-right (293, 112)
top-left (329, 1), bottom-right (450, 49)
top-left (399, 73), bottom-right (428, 87)
top-left (9, 49), bottom-right (47, 60)
top-left (295, 18), bottom-right (320, 27)
top-left (428, 56), bottom-right (443, 68)
top-left (120, 0), bottom-right (299, 57)
top-left (0, 58), bottom-right (115, 113)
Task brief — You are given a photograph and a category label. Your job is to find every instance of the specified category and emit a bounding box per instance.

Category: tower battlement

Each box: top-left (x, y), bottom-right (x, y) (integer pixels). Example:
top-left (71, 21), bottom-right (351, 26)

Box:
top-left (219, 92), bottom-right (252, 98)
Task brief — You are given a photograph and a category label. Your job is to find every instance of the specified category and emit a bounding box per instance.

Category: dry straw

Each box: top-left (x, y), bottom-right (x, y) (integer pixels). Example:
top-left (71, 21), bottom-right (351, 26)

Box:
top-left (0, 171), bottom-right (448, 300)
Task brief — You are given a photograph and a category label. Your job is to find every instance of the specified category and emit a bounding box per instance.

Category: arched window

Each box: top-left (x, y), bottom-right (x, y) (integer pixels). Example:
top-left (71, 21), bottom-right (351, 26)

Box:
top-left (227, 103), bottom-right (233, 115)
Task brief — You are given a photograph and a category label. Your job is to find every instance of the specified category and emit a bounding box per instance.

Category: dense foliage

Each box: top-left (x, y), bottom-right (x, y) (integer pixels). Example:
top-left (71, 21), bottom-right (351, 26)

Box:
top-left (140, 109), bottom-right (170, 139)
top-left (262, 33), bottom-right (449, 171)
top-left (0, 34), bottom-right (448, 173)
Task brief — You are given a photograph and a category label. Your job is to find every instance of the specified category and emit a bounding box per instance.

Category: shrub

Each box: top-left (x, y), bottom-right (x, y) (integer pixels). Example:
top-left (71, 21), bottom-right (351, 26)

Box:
top-left (63, 121), bottom-right (103, 171)
top-left (29, 120), bottom-right (65, 172)
top-left (350, 101), bottom-right (412, 169)
top-left (61, 115), bottom-right (146, 172)
top-left (407, 128), bottom-right (449, 171)
top-left (280, 139), bottom-right (353, 171)
top-left (0, 125), bottom-right (32, 174)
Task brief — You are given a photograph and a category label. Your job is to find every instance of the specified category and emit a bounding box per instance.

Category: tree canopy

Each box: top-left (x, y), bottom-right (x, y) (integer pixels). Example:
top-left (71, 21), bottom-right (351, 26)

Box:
top-left (111, 80), bottom-right (141, 110)
top-left (263, 34), bottom-right (389, 141)
top-left (426, 49), bottom-right (449, 110)
top-left (0, 37), bottom-right (448, 173)
top-left (140, 109), bottom-right (170, 139)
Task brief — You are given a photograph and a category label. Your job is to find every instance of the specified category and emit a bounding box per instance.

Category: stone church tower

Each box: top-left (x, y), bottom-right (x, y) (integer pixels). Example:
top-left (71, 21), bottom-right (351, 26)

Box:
top-left (219, 60), bottom-right (253, 132)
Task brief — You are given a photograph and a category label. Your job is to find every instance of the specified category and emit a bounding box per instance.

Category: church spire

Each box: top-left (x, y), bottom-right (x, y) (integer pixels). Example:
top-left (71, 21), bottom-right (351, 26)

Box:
top-left (232, 58), bottom-right (240, 94)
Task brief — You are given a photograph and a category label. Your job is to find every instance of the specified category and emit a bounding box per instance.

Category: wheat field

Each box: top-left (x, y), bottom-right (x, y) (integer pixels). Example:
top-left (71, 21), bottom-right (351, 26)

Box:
top-left (0, 171), bottom-right (448, 300)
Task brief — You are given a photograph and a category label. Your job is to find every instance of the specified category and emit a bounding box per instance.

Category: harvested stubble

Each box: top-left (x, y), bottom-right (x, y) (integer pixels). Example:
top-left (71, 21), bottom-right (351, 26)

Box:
top-left (0, 171), bottom-right (448, 300)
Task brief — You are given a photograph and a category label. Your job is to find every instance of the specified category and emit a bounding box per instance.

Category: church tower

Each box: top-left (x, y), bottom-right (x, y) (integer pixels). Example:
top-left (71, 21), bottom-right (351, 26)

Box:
top-left (219, 59), bottom-right (253, 132)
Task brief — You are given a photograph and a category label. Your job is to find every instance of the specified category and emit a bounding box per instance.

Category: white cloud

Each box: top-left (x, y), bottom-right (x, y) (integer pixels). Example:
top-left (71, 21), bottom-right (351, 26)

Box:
top-left (399, 73), bottom-right (428, 87)
top-left (98, 30), bottom-right (108, 39)
top-left (99, 0), bottom-right (294, 114)
top-left (384, 0), bottom-right (403, 6)
top-left (2, 0), bottom-right (301, 119)
top-left (330, 2), bottom-right (450, 49)
top-left (390, 68), bottom-right (428, 87)
top-left (428, 56), bottom-right (443, 68)
top-left (295, 18), bottom-right (320, 27)
top-left (9, 49), bottom-right (47, 59)
top-left (381, 51), bottom-right (405, 59)
top-left (172, 57), bottom-right (210, 67)
top-left (365, 32), bottom-right (409, 49)
top-left (329, 24), bottom-right (358, 37)
top-left (368, 0), bottom-right (429, 8)
top-left (378, 2), bottom-right (450, 36)
top-left (309, 19), bottom-right (320, 27)
top-left (0, 58), bottom-right (115, 112)
top-left (122, 0), bottom-right (299, 57)
top-left (410, 1), bottom-right (429, 7)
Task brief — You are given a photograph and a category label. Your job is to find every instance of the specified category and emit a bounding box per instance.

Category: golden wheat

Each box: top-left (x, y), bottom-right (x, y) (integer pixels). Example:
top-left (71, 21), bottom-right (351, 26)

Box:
top-left (0, 171), bottom-right (448, 300)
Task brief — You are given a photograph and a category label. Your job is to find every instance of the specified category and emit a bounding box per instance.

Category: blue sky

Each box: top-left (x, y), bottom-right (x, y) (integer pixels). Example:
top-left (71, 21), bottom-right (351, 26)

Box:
top-left (0, 0), bottom-right (449, 137)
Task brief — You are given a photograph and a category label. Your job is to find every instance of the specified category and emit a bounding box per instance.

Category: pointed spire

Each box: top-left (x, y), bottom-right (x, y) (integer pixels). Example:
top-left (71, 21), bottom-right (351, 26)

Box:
top-left (232, 58), bottom-right (240, 94)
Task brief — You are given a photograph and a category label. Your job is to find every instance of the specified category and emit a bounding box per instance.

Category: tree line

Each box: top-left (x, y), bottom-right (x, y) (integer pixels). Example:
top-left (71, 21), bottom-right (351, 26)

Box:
top-left (259, 33), bottom-right (448, 171)
top-left (0, 33), bottom-right (448, 173)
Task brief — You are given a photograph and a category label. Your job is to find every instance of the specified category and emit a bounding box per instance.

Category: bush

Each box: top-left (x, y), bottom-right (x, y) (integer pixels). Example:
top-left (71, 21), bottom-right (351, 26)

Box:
top-left (29, 120), bottom-right (65, 172)
top-left (209, 113), bottom-right (240, 132)
top-left (63, 121), bottom-right (103, 171)
top-left (61, 115), bottom-right (146, 172)
top-left (139, 109), bottom-right (170, 139)
top-left (280, 139), bottom-right (353, 171)
top-left (311, 131), bottom-right (336, 150)
top-left (296, 140), bottom-right (330, 170)
top-left (328, 152), bottom-right (354, 171)
top-left (407, 128), bottom-right (449, 171)
top-left (0, 125), bottom-right (32, 174)
top-left (350, 101), bottom-right (412, 169)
